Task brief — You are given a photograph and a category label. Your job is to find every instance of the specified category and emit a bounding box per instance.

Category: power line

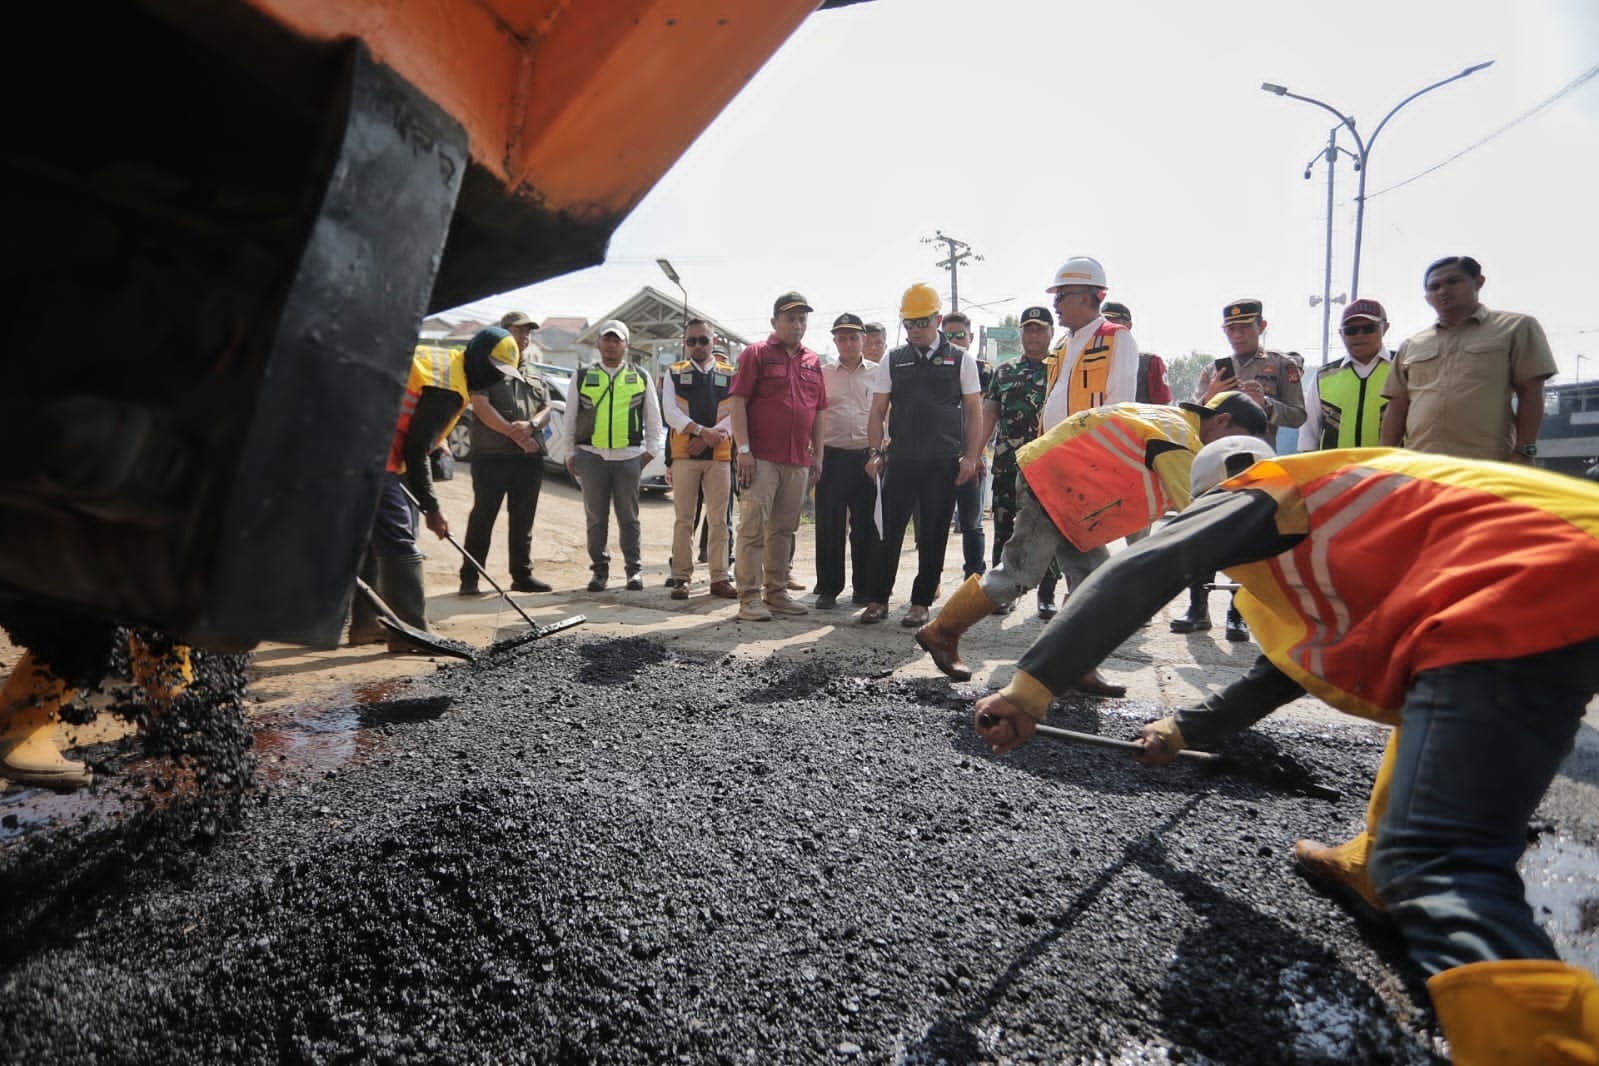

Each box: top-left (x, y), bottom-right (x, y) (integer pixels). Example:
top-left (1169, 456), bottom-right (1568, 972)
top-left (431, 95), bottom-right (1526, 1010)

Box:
top-left (1367, 63), bottom-right (1599, 200)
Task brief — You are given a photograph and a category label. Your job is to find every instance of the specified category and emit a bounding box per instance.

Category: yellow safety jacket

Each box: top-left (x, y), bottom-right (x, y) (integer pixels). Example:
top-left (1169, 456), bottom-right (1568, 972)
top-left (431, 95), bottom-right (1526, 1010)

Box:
top-left (1016, 403), bottom-right (1202, 550)
top-left (386, 345), bottom-right (468, 474)
top-left (1045, 321), bottom-right (1126, 418)
top-left (666, 357), bottom-right (737, 461)
top-left (575, 364), bottom-right (647, 448)
top-left (1223, 449), bottom-right (1599, 723)
top-left (1313, 359), bottom-right (1391, 449)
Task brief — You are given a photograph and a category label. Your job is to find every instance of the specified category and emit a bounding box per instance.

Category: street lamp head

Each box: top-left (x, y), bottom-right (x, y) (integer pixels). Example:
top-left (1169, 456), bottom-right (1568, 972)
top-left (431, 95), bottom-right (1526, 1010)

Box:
top-left (1261, 82), bottom-right (1288, 96)
top-left (1462, 60), bottom-right (1494, 76)
top-left (656, 258), bottom-right (680, 284)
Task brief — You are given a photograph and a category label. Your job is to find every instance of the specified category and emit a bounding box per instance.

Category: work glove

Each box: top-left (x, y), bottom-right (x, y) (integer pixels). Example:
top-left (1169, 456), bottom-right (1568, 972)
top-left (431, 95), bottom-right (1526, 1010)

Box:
top-left (1136, 717), bottom-right (1186, 768)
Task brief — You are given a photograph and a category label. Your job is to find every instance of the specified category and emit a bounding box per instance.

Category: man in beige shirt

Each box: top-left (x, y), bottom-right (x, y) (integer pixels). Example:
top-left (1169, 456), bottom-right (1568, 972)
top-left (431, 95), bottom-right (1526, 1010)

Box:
top-left (813, 313), bottom-right (880, 609)
top-left (1380, 255), bottom-right (1557, 462)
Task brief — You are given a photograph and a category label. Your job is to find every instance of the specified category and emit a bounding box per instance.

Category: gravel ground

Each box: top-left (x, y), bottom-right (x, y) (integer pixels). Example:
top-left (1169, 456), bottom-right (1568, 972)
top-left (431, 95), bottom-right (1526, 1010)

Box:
top-left (4, 634), bottom-right (1514, 1065)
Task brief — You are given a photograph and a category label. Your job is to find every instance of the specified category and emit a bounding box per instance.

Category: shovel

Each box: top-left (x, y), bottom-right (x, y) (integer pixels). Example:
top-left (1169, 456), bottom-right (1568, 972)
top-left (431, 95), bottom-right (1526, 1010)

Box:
top-left (397, 483), bottom-right (586, 650)
top-left (354, 577), bottom-right (477, 661)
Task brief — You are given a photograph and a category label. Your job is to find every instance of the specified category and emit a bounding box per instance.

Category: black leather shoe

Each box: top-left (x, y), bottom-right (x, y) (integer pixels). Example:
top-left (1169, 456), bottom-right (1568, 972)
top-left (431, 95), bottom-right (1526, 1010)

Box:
top-left (814, 593), bottom-right (838, 610)
top-left (587, 574), bottom-right (608, 592)
top-left (1036, 596), bottom-right (1058, 620)
top-left (458, 583), bottom-right (484, 597)
top-left (625, 573), bottom-right (645, 591)
top-left (1170, 611), bottom-right (1211, 633)
top-left (511, 576), bottom-right (552, 593)
top-left (992, 599), bottom-right (1014, 616)
top-left (1225, 608), bottom-right (1251, 643)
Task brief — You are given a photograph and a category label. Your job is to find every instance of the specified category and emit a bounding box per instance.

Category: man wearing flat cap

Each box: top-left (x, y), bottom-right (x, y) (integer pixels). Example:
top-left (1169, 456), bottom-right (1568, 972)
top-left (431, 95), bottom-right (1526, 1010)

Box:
top-left (1181, 299), bottom-right (1305, 640)
top-left (728, 291), bottom-right (828, 621)
top-left (1300, 298), bottom-right (1394, 453)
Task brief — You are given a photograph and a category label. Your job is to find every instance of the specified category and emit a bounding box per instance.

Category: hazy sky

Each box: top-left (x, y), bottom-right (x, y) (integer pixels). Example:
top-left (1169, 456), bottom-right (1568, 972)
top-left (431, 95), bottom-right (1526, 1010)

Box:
top-left (451, 0), bottom-right (1599, 378)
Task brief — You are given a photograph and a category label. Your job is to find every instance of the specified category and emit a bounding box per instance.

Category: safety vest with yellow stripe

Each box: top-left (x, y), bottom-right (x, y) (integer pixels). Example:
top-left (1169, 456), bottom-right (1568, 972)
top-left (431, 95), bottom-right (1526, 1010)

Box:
top-left (574, 364), bottom-right (647, 448)
top-left (1313, 358), bottom-right (1391, 449)
top-left (1016, 403), bottom-right (1203, 550)
top-left (386, 345), bottom-right (468, 474)
top-left (666, 357), bottom-right (736, 461)
top-left (1045, 320), bottom-right (1126, 418)
top-left (1222, 448), bottom-right (1599, 724)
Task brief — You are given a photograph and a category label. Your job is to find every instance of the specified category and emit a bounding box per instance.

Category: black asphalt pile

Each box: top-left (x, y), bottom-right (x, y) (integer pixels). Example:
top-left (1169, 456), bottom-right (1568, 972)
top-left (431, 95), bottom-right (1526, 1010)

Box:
top-left (3, 635), bottom-right (1461, 1064)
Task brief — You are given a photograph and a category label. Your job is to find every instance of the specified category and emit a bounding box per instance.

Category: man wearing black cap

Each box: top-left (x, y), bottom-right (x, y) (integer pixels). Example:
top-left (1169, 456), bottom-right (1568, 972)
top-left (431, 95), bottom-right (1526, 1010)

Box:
top-left (813, 313), bottom-right (879, 609)
top-left (1180, 299), bottom-right (1304, 639)
top-left (728, 292), bottom-right (828, 621)
top-left (981, 305), bottom-right (1056, 617)
top-left (862, 322), bottom-right (888, 365)
top-left (456, 312), bottom-right (552, 595)
top-left (1301, 299), bottom-right (1394, 452)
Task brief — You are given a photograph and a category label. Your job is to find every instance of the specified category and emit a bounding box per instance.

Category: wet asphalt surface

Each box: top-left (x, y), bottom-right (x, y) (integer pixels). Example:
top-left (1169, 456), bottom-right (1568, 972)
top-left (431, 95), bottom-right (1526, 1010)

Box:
top-left (4, 634), bottom-right (1597, 1065)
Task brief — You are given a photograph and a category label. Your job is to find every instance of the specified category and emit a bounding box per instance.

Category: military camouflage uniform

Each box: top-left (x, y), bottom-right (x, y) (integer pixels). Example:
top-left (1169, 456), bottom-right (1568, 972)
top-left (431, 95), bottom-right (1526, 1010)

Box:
top-left (1194, 350), bottom-right (1307, 437)
top-left (984, 356), bottom-right (1050, 562)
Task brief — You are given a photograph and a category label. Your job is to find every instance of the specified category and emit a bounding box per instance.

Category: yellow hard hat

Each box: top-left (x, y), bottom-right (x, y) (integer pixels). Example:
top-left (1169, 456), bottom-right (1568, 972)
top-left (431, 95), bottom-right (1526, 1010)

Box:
top-left (900, 283), bottom-right (942, 319)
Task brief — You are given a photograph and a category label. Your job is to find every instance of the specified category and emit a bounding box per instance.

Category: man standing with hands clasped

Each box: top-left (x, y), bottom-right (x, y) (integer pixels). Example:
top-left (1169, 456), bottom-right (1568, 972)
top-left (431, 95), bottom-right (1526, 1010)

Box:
top-left (728, 292), bottom-right (828, 622)
top-left (661, 318), bottom-right (737, 600)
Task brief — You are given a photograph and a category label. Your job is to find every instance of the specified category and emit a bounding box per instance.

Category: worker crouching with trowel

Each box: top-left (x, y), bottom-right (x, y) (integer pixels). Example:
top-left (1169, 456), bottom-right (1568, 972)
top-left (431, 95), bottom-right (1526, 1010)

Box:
top-left (974, 437), bottom-right (1599, 1063)
top-left (915, 391), bottom-right (1269, 692)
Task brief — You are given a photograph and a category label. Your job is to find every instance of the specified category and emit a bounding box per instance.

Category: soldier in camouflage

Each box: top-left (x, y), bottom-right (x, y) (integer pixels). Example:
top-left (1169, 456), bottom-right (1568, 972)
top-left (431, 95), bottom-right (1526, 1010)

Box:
top-left (981, 305), bottom-right (1056, 617)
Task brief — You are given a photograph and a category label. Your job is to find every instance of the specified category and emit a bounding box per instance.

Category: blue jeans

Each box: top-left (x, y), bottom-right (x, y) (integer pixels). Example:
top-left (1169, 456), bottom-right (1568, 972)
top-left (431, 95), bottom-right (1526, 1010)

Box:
top-left (1369, 637), bottom-right (1599, 975)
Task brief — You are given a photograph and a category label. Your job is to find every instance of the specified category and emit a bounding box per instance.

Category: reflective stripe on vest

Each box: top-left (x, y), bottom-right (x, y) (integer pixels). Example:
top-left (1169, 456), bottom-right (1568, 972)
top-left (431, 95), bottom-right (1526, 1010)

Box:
top-left (667, 358), bottom-right (736, 461)
top-left (1220, 448), bottom-right (1599, 723)
top-left (1315, 360), bottom-right (1391, 449)
top-left (576, 366), bottom-right (647, 448)
top-left (1045, 321), bottom-right (1126, 419)
top-left (387, 346), bottom-right (468, 473)
top-left (1018, 404), bottom-right (1202, 550)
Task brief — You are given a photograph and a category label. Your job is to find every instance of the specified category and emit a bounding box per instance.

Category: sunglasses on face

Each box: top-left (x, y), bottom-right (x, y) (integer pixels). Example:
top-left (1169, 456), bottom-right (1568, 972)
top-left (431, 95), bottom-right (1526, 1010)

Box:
top-left (1342, 323), bottom-right (1379, 336)
top-left (903, 316), bottom-right (934, 329)
top-left (945, 330), bottom-right (969, 340)
top-left (685, 336), bottom-right (713, 346)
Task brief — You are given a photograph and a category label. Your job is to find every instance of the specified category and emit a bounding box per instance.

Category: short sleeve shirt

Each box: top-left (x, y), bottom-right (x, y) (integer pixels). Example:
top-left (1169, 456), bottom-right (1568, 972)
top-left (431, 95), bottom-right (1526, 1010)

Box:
top-left (1383, 305), bottom-right (1557, 460)
top-left (731, 336), bottom-right (827, 466)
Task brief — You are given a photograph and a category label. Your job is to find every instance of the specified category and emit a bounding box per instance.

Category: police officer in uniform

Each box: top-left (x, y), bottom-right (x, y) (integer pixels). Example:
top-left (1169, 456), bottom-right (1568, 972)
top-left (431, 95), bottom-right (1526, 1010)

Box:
top-left (1175, 299), bottom-right (1305, 640)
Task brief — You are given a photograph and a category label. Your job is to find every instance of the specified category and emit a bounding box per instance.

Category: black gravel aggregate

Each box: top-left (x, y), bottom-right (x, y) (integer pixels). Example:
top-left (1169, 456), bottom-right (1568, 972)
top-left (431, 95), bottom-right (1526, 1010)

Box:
top-left (10, 633), bottom-right (1576, 1064)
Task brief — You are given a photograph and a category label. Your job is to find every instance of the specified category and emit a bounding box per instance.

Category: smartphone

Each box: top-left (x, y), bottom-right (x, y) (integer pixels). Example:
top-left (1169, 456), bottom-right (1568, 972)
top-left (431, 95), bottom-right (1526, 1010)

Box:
top-left (1214, 358), bottom-right (1237, 382)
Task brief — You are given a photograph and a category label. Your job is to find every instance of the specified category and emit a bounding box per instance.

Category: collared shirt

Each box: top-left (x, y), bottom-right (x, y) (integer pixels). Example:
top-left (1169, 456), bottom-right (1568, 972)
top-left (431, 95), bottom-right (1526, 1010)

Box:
top-left (1383, 303), bottom-right (1557, 460)
top-left (1299, 351), bottom-right (1392, 453)
top-left (660, 355), bottom-right (734, 437)
top-left (821, 357), bottom-right (875, 449)
top-left (556, 359), bottom-right (665, 462)
top-left (730, 334), bottom-right (828, 466)
top-left (869, 341), bottom-right (982, 395)
top-left (1040, 314), bottom-right (1139, 430)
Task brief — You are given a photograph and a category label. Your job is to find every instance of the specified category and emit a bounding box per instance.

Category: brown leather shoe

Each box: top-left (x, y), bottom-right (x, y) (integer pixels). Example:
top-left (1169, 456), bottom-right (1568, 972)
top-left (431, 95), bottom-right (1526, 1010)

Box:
top-left (1072, 669), bottom-right (1127, 698)
top-left (859, 602), bottom-right (888, 624)
top-left (900, 604), bottom-right (930, 627)
top-left (709, 580), bottom-right (738, 599)
top-left (916, 623), bottom-right (971, 681)
top-left (670, 580), bottom-right (689, 600)
top-left (786, 578), bottom-right (806, 591)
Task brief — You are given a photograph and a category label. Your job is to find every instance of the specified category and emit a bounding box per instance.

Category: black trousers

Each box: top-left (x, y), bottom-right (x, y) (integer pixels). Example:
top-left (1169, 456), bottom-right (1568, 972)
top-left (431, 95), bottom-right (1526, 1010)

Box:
top-left (867, 455), bottom-right (959, 606)
top-left (461, 453), bottom-right (545, 584)
top-left (813, 446), bottom-right (879, 598)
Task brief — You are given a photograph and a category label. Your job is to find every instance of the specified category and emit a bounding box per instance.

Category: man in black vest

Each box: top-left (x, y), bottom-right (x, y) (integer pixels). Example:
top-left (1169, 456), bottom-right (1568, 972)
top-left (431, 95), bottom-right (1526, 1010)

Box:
top-left (459, 312), bottom-right (552, 595)
top-left (859, 284), bottom-right (985, 627)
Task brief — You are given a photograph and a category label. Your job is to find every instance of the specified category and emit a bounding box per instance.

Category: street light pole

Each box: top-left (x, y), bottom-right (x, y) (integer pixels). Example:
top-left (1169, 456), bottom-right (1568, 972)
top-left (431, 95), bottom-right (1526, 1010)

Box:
top-left (1262, 61), bottom-right (1493, 299)
top-left (656, 257), bottom-right (687, 340)
top-left (1305, 128), bottom-right (1356, 366)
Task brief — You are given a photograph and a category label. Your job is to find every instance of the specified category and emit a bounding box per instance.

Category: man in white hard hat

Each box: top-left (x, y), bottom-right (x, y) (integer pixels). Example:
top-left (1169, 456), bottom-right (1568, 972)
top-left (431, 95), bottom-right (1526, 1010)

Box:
top-left (1040, 256), bottom-right (1139, 432)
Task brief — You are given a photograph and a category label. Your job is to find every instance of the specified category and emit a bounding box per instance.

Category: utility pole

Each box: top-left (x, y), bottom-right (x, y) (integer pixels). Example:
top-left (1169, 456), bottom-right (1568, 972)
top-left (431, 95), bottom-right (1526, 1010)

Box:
top-left (921, 230), bottom-right (983, 313)
top-left (1304, 127), bottom-right (1355, 366)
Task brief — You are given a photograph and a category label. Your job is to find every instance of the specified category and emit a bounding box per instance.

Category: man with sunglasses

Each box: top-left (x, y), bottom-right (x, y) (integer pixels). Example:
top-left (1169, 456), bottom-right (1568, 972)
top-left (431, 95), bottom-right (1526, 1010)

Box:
top-left (661, 318), bottom-right (737, 600)
top-left (860, 284), bottom-right (985, 627)
top-left (1300, 299), bottom-right (1394, 452)
top-left (1380, 255), bottom-right (1557, 463)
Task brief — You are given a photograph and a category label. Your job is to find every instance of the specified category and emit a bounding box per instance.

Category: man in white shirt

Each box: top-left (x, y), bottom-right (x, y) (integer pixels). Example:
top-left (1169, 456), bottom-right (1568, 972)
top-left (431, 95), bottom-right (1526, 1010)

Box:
top-left (1040, 256), bottom-right (1139, 431)
top-left (1300, 299), bottom-right (1394, 452)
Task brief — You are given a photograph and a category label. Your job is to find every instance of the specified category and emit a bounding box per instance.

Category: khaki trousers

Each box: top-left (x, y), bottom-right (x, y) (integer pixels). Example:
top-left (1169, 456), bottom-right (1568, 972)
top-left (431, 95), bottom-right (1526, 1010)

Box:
top-left (670, 458), bottom-right (731, 583)
top-left (735, 458), bottom-right (809, 598)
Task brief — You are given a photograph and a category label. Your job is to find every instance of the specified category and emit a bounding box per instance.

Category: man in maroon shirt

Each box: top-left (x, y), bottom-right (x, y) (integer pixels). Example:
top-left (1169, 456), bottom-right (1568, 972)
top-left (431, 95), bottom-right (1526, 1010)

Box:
top-left (728, 291), bottom-right (828, 621)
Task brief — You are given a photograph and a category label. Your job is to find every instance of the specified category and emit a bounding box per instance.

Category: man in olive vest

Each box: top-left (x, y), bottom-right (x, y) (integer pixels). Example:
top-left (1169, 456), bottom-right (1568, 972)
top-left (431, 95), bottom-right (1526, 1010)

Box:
top-left (662, 318), bottom-right (737, 600)
top-left (459, 313), bottom-right (553, 596)
top-left (560, 320), bottom-right (663, 592)
top-left (1299, 299), bottom-right (1392, 452)
top-left (975, 439), bottom-right (1599, 1065)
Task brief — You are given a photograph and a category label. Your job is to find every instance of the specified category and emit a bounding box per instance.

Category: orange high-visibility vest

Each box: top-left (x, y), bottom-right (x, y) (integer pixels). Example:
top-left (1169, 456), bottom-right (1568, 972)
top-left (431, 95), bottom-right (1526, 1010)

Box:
top-left (1017, 403), bottom-right (1203, 550)
top-left (386, 346), bottom-right (468, 474)
top-left (1044, 320), bottom-right (1126, 419)
top-left (1221, 449), bottom-right (1599, 724)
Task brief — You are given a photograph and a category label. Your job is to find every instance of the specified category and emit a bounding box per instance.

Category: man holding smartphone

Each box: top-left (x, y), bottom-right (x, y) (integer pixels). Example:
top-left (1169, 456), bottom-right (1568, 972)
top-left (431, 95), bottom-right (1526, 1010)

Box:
top-left (1176, 299), bottom-right (1304, 640)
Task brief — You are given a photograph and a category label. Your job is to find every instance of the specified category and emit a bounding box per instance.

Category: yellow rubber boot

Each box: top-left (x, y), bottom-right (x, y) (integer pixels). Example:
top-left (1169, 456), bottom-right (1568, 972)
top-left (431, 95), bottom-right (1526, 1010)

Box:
top-left (1429, 960), bottom-right (1599, 1065)
top-left (916, 575), bottom-right (998, 681)
top-left (0, 651), bottom-right (92, 789)
top-left (1292, 727), bottom-right (1398, 920)
top-left (128, 633), bottom-right (193, 716)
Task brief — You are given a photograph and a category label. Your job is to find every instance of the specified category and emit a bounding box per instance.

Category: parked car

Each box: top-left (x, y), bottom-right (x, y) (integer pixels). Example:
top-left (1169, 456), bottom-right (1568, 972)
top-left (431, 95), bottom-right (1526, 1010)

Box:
top-left (448, 364), bottom-right (668, 492)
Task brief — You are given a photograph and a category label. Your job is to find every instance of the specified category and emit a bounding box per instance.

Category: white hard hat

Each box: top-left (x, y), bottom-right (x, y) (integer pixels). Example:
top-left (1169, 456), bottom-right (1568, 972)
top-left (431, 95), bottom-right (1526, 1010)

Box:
top-left (1047, 256), bottom-right (1108, 293)
top-left (1190, 437), bottom-right (1277, 497)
